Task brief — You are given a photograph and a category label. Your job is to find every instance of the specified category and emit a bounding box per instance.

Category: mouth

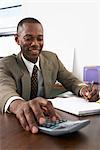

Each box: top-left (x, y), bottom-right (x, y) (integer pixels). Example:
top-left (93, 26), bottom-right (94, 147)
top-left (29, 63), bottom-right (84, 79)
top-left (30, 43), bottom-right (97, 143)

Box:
top-left (29, 48), bottom-right (40, 55)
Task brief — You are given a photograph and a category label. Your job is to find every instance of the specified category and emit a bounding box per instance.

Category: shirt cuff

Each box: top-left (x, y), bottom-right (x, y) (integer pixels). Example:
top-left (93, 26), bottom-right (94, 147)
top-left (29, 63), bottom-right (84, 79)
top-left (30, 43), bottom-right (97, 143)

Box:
top-left (4, 96), bottom-right (24, 112)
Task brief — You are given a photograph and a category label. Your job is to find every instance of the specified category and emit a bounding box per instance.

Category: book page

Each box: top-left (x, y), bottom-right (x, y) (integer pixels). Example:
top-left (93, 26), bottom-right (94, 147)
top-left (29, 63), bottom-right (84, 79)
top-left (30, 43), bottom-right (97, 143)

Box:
top-left (49, 97), bottom-right (100, 116)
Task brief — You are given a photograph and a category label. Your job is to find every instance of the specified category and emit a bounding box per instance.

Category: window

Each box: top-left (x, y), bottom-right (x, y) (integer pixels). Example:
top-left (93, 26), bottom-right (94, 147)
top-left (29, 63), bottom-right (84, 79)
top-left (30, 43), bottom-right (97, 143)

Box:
top-left (0, 0), bottom-right (22, 36)
top-left (0, 0), bottom-right (22, 56)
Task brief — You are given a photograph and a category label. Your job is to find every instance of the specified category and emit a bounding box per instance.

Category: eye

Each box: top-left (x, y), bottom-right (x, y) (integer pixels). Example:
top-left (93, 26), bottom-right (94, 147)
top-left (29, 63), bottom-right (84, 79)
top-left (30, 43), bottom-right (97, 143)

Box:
top-left (24, 37), bottom-right (32, 41)
top-left (23, 35), bottom-right (43, 42)
top-left (37, 37), bottom-right (43, 41)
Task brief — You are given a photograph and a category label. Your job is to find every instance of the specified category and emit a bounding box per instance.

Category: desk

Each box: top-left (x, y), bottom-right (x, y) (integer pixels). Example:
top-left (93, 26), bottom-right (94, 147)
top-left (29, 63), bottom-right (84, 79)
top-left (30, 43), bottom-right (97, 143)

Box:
top-left (0, 111), bottom-right (100, 150)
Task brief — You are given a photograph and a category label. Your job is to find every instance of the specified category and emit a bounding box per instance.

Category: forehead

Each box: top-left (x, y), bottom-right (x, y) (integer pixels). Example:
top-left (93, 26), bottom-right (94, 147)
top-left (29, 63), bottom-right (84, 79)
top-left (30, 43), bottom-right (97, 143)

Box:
top-left (18, 23), bottom-right (43, 36)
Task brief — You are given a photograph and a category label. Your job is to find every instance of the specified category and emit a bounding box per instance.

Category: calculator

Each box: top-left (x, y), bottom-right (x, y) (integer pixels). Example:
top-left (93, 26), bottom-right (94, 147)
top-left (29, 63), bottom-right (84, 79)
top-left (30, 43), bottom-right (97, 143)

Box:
top-left (39, 118), bottom-right (90, 136)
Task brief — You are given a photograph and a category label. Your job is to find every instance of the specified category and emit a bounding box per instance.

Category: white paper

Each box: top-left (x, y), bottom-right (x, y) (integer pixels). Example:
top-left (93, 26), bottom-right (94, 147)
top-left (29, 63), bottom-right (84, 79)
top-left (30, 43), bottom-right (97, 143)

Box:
top-left (49, 97), bottom-right (100, 116)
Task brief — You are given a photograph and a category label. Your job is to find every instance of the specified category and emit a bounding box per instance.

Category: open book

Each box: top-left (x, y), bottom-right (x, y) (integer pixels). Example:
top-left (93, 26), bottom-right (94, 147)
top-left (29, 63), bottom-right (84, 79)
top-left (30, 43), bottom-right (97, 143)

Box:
top-left (49, 96), bottom-right (100, 116)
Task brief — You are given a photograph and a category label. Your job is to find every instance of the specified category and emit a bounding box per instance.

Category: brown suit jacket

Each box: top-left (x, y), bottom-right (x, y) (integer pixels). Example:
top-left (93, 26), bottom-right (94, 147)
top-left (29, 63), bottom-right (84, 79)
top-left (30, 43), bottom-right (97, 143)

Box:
top-left (0, 51), bottom-right (85, 112)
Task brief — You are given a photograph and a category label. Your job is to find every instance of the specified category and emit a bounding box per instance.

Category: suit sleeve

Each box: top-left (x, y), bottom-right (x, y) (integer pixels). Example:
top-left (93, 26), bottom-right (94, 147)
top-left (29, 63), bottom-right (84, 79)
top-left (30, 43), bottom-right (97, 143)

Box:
top-left (55, 55), bottom-right (87, 95)
top-left (0, 59), bottom-right (20, 113)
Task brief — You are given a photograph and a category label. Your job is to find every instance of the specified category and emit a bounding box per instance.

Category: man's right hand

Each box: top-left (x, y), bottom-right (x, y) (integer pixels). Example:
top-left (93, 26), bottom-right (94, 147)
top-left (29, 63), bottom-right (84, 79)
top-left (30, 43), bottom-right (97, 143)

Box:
top-left (9, 97), bottom-right (59, 134)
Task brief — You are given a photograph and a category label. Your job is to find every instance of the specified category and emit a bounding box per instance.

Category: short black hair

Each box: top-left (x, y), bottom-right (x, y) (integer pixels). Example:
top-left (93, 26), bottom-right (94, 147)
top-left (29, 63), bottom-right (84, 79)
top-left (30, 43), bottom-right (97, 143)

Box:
top-left (17, 17), bottom-right (42, 33)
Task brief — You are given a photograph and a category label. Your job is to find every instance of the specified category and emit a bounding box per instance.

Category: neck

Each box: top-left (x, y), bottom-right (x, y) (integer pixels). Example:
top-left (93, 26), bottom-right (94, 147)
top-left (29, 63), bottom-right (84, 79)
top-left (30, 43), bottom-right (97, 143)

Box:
top-left (21, 53), bottom-right (38, 64)
top-left (29, 58), bottom-right (38, 64)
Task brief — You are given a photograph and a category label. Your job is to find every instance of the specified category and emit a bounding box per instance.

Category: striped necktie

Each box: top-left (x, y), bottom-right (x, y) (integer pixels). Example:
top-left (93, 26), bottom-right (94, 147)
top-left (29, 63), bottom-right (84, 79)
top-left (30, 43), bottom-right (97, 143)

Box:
top-left (30, 65), bottom-right (38, 99)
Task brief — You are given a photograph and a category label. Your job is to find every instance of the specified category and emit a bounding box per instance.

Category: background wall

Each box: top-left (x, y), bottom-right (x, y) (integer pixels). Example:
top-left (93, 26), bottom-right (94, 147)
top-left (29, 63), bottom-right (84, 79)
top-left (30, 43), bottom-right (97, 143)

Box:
top-left (21, 0), bottom-right (99, 81)
top-left (0, 0), bottom-right (99, 81)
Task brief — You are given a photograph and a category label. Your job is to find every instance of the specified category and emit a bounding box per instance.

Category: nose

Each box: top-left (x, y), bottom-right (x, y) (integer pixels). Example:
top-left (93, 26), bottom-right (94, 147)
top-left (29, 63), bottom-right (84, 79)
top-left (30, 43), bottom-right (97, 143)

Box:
top-left (31, 39), bottom-right (39, 46)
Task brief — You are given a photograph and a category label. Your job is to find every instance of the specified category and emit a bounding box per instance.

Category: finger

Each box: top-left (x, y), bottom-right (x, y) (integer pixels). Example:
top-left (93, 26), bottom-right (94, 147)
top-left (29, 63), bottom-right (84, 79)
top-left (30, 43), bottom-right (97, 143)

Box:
top-left (23, 106), bottom-right (38, 134)
top-left (81, 86), bottom-right (90, 96)
top-left (89, 88), bottom-right (97, 97)
top-left (84, 90), bottom-right (97, 101)
top-left (55, 111), bottom-right (62, 120)
top-left (82, 93), bottom-right (89, 100)
top-left (29, 100), bottom-right (46, 125)
top-left (41, 106), bottom-right (49, 116)
top-left (87, 85), bottom-right (97, 99)
top-left (46, 101), bottom-right (58, 121)
top-left (34, 97), bottom-right (48, 105)
top-left (16, 110), bottom-right (30, 131)
top-left (41, 103), bottom-right (61, 120)
top-left (89, 91), bottom-right (99, 102)
top-left (82, 86), bottom-right (94, 99)
top-left (89, 94), bottom-right (99, 102)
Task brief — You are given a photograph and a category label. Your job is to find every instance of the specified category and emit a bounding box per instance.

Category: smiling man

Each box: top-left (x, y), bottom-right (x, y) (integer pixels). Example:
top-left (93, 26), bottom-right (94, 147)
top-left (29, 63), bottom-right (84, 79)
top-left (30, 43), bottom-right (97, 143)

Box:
top-left (16, 20), bottom-right (44, 63)
top-left (0, 17), bottom-right (99, 134)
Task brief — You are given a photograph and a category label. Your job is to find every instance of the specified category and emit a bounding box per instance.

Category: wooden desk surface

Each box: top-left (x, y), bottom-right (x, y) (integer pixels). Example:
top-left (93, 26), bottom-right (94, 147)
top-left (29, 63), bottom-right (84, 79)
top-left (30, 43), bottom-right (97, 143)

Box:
top-left (0, 111), bottom-right (100, 150)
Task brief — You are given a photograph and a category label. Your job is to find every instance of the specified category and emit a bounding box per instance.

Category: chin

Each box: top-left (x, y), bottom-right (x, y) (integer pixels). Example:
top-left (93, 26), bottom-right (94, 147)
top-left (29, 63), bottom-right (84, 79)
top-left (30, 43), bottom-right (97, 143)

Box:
top-left (30, 55), bottom-right (38, 62)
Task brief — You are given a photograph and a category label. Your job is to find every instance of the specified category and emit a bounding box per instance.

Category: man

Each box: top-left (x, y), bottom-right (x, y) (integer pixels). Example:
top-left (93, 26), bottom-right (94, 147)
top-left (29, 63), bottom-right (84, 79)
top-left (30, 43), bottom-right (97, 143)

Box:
top-left (0, 17), bottom-right (99, 134)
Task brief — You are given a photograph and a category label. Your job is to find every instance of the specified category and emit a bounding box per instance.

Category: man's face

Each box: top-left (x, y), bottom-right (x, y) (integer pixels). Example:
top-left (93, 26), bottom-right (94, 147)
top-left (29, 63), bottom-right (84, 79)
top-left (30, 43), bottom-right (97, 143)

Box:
top-left (15, 22), bottom-right (44, 63)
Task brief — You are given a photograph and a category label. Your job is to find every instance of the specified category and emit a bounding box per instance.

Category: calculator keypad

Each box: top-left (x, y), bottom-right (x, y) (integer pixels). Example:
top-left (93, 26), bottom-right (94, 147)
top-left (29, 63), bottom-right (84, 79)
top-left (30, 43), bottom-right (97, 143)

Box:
top-left (40, 118), bottom-right (67, 129)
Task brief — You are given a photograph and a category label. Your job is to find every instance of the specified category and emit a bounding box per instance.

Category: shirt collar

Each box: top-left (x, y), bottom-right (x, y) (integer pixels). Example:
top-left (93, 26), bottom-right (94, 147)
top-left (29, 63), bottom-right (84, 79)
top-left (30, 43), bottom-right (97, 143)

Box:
top-left (21, 53), bottom-right (40, 70)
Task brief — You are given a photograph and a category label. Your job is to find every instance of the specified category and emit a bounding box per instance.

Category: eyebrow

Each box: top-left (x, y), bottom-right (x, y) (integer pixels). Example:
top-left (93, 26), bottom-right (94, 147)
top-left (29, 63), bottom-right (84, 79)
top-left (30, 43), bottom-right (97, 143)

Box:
top-left (24, 34), bottom-right (43, 37)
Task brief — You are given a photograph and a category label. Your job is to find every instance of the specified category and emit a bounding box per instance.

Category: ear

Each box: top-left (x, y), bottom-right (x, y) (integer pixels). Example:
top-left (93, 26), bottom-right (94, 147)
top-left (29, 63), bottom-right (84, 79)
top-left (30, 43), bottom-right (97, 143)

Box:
top-left (14, 34), bottom-right (20, 45)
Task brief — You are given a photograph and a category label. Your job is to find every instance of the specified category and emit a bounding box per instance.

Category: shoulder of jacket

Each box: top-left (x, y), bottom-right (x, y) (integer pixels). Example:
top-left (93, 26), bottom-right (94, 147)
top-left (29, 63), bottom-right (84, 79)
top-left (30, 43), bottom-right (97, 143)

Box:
top-left (0, 54), bottom-right (17, 64)
top-left (41, 50), bottom-right (57, 57)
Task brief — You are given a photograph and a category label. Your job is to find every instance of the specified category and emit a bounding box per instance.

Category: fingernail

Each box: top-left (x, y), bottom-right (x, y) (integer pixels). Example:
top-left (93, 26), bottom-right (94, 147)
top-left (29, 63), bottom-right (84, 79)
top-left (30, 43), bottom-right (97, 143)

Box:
top-left (88, 95), bottom-right (91, 99)
top-left (52, 116), bottom-right (56, 121)
top-left (39, 117), bottom-right (45, 124)
top-left (26, 126), bottom-right (30, 131)
top-left (85, 92), bottom-right (89, 96)
top-left (32, 126), bottom-right (38, 134)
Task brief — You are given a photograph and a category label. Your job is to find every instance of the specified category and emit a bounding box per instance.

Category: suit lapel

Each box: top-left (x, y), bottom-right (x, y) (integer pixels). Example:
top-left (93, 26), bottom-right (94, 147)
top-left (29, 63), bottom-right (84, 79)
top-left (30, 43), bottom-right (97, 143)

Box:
top-left (39, 54), bottom-right (52, 98)
top-left (16, 52), bottom-right (54, 99)
top-left (16, 53), bottom-right (31, 100)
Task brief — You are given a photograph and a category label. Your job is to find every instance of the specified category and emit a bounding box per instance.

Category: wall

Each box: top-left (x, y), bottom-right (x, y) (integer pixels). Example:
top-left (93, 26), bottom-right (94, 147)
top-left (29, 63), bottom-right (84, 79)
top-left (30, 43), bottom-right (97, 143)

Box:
top-left (21, 0), bottom-right (99, 81)
top-left (0, 0), bottom-right (99, 81)
top-left (97, 0), bottom-right (100, 61)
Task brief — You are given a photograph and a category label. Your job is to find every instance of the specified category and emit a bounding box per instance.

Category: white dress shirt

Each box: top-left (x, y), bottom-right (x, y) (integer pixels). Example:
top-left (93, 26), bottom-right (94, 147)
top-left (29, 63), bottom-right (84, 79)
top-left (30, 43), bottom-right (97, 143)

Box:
top-left (4, 54), bottom-right (44, 112)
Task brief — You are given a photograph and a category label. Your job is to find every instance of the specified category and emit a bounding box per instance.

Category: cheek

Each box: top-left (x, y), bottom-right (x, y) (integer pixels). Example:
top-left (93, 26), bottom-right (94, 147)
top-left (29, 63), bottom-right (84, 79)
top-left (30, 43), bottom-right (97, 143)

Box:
top-left (20, 45), bottom-right (29, 54)
top-left (40, 42), bottom-right (44, 48)
top-left (21, 42), bottom-right (30, 49)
